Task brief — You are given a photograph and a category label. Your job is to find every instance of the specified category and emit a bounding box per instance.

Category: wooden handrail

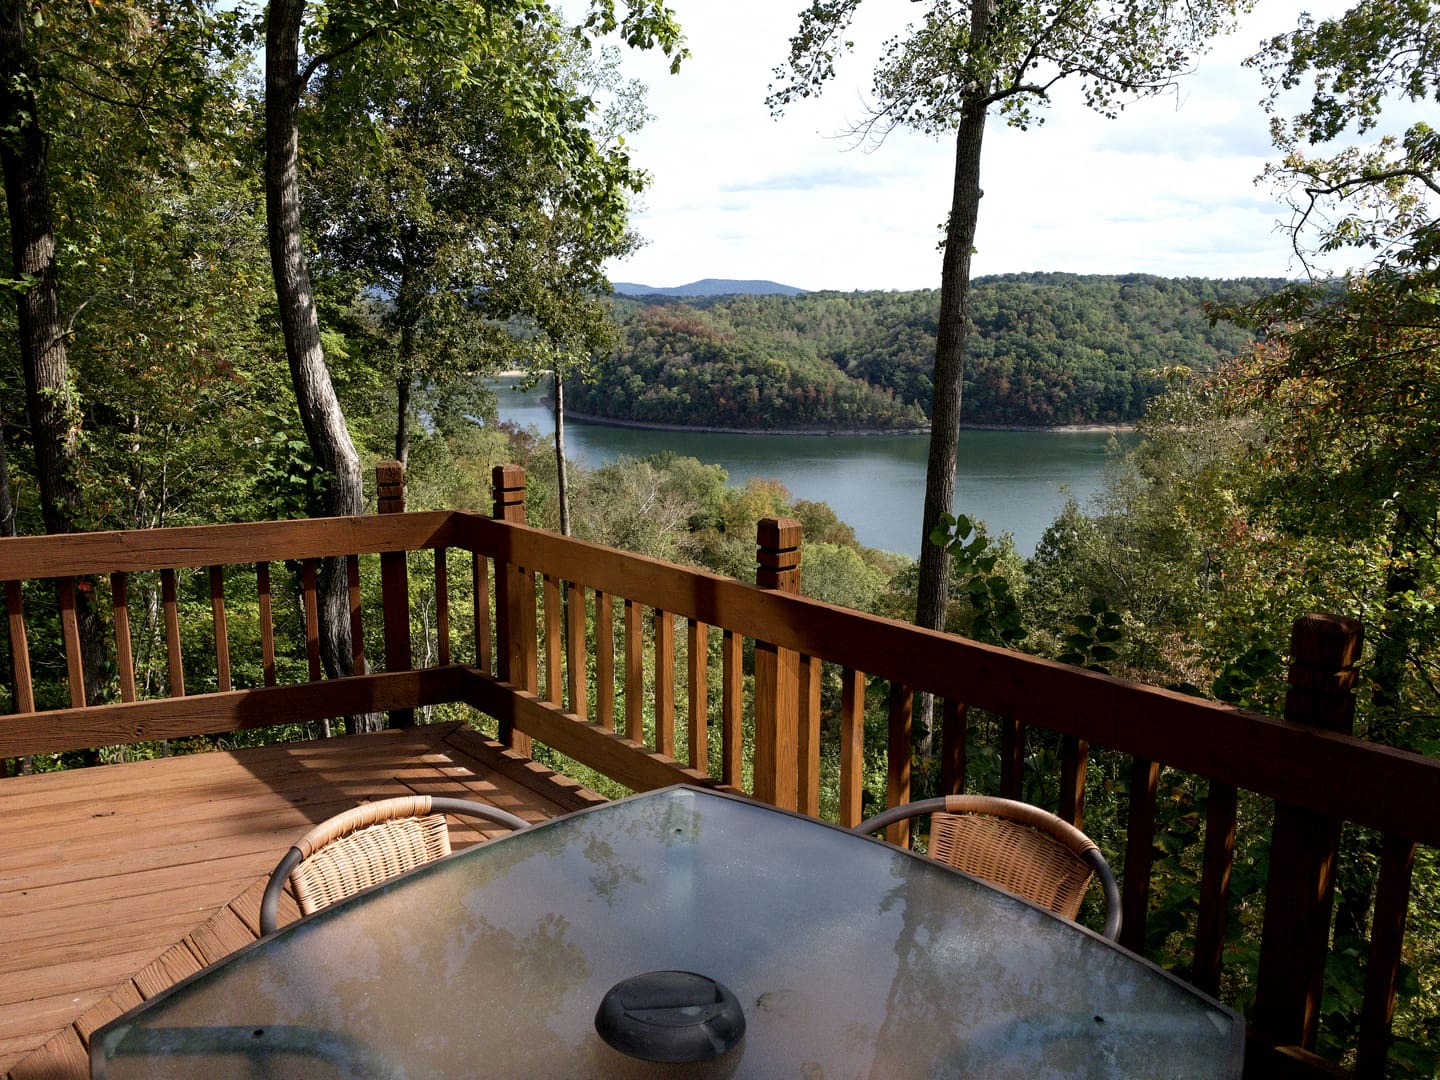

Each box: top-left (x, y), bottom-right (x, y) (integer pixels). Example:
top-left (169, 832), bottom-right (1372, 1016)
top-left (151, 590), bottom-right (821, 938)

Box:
top-left (450, 511), bottom-right (1440, 845)
top-left (3, 505), bottom-right (1438, 844)
top-left (0, 511), bottom-right (457, 578)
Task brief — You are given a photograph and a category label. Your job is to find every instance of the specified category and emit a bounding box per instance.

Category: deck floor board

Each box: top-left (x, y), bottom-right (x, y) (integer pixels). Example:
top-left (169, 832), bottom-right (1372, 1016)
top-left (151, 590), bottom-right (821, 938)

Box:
top-left (0, 722), bottom-right (596, 1080)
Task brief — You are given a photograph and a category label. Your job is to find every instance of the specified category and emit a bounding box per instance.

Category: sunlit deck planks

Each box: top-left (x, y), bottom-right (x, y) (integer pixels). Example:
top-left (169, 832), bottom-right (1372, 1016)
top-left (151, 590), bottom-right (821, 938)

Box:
top-left (0, 722), bottom-right (603, 1080)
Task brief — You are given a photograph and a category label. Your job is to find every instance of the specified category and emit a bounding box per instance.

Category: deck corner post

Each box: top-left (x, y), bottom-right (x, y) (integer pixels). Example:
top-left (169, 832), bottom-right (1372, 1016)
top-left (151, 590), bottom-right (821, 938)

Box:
top-left (753, 517), bottom-right (802, 810)
top-left (491, 466), bottom-right (533, 755)
top-left (377, 461), bottom-right (414, 727)
top-left (1254, 612), bottom-right (1363, 1050)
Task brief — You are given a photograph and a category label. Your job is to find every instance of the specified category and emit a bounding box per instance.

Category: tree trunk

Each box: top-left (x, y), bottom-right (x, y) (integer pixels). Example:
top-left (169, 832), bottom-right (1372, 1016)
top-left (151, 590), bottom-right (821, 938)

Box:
top-left (265, 0), bottom-right (381, 733)
top-left (395, 374), bottom-right (412, 467)
top-left (3, 0), bottom-right (107, 749)
top-left (2, 0), bottom-right (81, 538)
top-left (0, 406), bottom-right (14, 539)
top-left (914, 74), bottom-right (992, 639)
top-left (554, 372), bottom-right (570, 536)
top-left (395, 260), bottom-right (416, 468)
top-left (911, 2), bottom-right (994, 749)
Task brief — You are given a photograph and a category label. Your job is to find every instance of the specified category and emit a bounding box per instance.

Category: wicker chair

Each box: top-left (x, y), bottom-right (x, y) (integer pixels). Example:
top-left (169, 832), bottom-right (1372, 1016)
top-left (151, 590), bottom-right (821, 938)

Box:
top-left (854, 794), bottom-right (1122, 940)
top-left (259, 795), bottom-right (530, 934)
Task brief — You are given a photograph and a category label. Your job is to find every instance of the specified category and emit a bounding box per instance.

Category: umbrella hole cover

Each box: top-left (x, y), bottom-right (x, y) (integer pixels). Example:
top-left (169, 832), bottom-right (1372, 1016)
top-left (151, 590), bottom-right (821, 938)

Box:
top-left (594, 970), bottom-right (746, 1064)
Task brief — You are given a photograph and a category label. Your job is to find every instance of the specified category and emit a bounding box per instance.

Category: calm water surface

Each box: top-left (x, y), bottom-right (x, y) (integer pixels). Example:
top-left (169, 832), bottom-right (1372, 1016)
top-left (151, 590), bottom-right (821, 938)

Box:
top-left (495, 378), bottom-right (1130, 558)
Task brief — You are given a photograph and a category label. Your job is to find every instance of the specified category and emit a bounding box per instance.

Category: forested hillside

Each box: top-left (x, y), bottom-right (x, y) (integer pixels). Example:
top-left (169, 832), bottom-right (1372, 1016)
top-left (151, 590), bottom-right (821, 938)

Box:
top-left (570, 274), bottom-right (1283, 429)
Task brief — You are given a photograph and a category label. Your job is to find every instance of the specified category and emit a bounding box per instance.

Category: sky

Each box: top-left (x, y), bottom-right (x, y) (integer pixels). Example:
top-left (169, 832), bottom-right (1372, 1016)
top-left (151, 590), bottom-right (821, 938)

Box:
top-left (585, 1), bottom-right (1357, 293)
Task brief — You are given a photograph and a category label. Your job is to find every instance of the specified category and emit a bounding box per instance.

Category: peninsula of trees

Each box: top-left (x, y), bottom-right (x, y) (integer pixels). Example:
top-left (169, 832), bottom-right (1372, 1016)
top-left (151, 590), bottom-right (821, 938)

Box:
top-left (567, 274), bottom-right (1283, 431)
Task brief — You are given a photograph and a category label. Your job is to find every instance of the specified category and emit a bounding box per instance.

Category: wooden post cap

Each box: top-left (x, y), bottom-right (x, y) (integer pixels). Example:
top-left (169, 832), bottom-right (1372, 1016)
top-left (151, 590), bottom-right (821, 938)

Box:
top-left (1285, 613), bottom-right (1363, 734)
top-left (376, 461), bottom-right (405, 514)
top-left (492, 464), bottom-right (526, 491)
top-left (492, 465), bottom-right (527, 523)
top-left (757, 517), bottom-right (802, 593)
top-left (757, 517), bottom-right (802, 551)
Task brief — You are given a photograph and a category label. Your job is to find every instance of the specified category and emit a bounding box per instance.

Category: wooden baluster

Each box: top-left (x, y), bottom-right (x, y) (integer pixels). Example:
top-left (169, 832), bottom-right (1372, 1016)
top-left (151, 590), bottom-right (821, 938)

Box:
top-left (654, 609), bottom-right (675, 756)
top-left (491, 465), bottom-right (531, 755)
top-left (55, 577), bottom-right (86, 707)
top-left (543, 574), bottom-right (563, 706)
top-left (1357, 833), bottom-right (1418, 1077)
top-left (210, 566), bottom-right (231, 693)
top-left (721, 629), bottom-right (743, 787)
top-left (999, 716), bottom-right (1024, 799)
top-left (519, 573), bottom-right (539, 697)
top-left (839, 668), bottom-right (866, 827)
top-left (5, 580), bottom-right (35, 714)
top-left (257, 561), bottom-right (277, 687)
top-left (1254, 614), bottom-right (1363, 1051)
top-left (596, 591), bottom-right (615, 730)
top-left (798, 655), bottom-right (822, 817)
top-left (301, 559), bottom-right (321, 682)
top-left (687, 618), bottom-right (708, 772)
top-left (346, 554), bottom-right (364, 676)
top-left (1120, 758), bottom-right (1159, 954)
top-left (435, 549), bottom-right (450, 666)
top-left (624, 599), bottom-right (644, 743)
top-left (377, 461), bottom-right (413, 727)
top-left (1192, 780), bottom-right (1238, 996)
top-left (1059, 736), bottom-right (1088, 829)
top-left (565, 581), bottom-right (587, 719)
top-left (159, 569), bottom-right (183, 699)
top-left (472, 552), bottom-right (491, 674)
top-left (886, 682), bottom-right (913, 846)
top-left (940, 698), bottom-right (967, 795)
top-left (753, 517), bottom-right (802, 811)
top-left (111, 572), bottom-right (136, 702)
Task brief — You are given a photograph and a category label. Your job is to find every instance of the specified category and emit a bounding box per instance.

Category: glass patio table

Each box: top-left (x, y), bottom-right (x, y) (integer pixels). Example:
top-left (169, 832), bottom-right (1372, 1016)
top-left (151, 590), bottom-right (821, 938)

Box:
top-left (93, 785), bottom-right (1242, 1079)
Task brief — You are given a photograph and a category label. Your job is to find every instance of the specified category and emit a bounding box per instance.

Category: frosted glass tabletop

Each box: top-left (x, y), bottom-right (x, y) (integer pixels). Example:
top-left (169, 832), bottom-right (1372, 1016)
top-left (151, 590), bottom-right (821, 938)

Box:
top-left (94, 786), bottom-right (1241, 1079)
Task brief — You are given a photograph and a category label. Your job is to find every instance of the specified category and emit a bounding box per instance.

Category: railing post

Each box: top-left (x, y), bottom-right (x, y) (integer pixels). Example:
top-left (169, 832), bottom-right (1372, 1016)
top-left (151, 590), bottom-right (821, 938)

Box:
top-left (753, 517), bottom-right (801, 811)
top-left (1253, 613), bottom-right (1363, 1050)
top-left (492, 465), bottom-right (533, 756)
top-left (376, 461), bottom-right (413, 728)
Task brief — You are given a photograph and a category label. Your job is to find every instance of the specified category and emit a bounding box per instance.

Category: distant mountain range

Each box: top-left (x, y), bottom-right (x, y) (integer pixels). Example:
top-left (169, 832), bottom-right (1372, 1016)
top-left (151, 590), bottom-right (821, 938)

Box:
top-left (612, 278), bottom-right (805, 298)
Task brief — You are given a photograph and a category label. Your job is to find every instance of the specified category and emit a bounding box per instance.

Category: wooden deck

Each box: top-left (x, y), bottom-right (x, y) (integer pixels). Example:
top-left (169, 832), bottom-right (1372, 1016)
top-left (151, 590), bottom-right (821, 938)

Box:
top-left (0, 722), bottom-right (604, 1079)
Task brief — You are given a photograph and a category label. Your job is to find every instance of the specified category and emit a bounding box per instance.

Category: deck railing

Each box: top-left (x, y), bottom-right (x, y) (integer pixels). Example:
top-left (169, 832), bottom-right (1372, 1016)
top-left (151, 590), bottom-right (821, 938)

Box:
top-left (2, 461), bottom-right (1436, 1078)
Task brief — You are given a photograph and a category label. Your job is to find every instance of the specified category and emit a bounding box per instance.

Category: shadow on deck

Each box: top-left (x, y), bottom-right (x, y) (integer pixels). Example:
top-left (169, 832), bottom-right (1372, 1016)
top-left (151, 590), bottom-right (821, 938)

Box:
top-left (0, 723), bottom-right (602, 1079)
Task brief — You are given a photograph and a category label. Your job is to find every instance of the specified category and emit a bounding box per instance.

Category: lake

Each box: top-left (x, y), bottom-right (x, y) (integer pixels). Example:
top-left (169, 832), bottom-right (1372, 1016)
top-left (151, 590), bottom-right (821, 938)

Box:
top-left (495, 377), bottom-right (1130, 559)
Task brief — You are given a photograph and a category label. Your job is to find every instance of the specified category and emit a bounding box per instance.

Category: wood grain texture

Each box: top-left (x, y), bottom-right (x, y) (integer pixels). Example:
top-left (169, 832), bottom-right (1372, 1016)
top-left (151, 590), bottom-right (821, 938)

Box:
top-left (687, 619), bottom-right (708, 773)
top-left (0, 722), bottom-right (583, 1080)
top-left (452, 514), bottom-right (1440, 845)
top-left (839, 668), bottom-right (866, 828)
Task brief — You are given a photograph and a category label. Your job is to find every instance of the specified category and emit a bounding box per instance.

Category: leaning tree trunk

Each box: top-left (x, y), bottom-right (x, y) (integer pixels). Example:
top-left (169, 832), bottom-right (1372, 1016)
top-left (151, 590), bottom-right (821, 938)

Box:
top-left (912, 0), bottom-right (994, 749)
top-left (914, 82), bottom-right (992, 638)
top-left (265, 0), bottom-right (382, 733)
top-left (3, 0), bottom-right (108, 756)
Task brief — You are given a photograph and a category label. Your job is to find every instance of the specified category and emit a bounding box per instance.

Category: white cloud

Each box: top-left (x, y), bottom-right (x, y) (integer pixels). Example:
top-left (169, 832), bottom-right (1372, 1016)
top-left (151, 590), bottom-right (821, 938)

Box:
top-left (591, 0), bottom-right (1365, 291)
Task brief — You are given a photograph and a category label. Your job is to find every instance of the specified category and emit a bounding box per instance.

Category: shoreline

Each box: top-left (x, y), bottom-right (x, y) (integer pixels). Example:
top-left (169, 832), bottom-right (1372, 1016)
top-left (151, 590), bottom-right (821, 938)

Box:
top-left (555, 409), bottom-right (1134, 437)
top-left (493, 375), bottom-right (1133, 435)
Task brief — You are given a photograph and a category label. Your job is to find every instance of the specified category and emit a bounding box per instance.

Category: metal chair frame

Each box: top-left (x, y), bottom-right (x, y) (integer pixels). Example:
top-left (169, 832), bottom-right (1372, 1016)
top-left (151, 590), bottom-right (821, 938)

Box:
top-left (259, 795), bottom-right (529, 935)
top-left (855, 794), bottom-right (1123, 941)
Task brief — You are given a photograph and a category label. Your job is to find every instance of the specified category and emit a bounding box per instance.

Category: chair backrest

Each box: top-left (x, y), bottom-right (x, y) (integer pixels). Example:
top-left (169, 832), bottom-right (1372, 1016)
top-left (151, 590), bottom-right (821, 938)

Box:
top-left (854, 794), bottom-right (1122, 941)
top-left (260, 795), bottom-right (530, 935)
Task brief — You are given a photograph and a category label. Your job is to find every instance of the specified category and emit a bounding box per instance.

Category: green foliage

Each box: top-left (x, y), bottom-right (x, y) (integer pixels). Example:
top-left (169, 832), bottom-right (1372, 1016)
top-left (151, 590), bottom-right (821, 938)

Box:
top-left (1058, 597), bottom-right (1124, 674)
top-left (584, 276), bottom-right (1278, 430)
top-left (1250, 0), bottom-right (1440, 274)
top-left (930, 512), bottom-right (1024, 646)
top-left (769, 0), bottom-right (1251, 138)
